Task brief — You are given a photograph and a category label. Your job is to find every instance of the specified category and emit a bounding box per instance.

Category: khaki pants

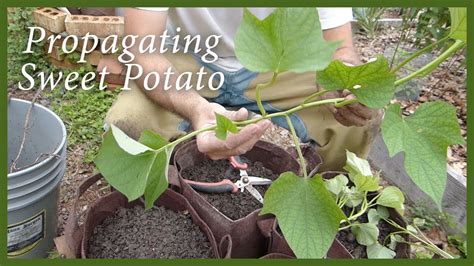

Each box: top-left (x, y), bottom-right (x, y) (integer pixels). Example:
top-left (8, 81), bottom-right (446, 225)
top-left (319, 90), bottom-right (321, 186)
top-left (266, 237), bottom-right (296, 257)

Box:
top-left (105, 53), bottom-right (381, 171)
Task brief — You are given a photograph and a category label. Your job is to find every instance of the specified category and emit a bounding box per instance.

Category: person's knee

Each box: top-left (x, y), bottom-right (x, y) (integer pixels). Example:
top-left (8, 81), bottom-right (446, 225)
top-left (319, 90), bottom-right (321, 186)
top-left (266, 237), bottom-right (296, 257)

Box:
top-left (104, 115), bottom-right (144, 140)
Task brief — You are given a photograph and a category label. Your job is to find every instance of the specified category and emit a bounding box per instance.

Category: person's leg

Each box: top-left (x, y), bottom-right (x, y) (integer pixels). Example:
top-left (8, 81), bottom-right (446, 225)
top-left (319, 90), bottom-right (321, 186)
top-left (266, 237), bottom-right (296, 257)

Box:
top-left (104, 52), bottom-right (219, 140)
top-left (243, 71), bottom-right (381, 171)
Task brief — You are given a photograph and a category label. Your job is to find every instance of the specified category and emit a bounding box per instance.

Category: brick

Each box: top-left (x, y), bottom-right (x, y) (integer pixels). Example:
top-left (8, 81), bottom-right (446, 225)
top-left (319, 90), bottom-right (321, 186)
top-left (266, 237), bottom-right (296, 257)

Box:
top-left (105, 83), bottom-right (123, 91)
top-left (49, 57), bottom-right (78, 70)
top-left (46, 33), bottom-right (100, 54)
top-left (96, 55), bottom-right (125, 85)
top-left (44, 44), bottom-right (64, 61)
top-left (43, 29), bottom-right (56, 39)
top-left (33, 7), bottom-right (67, 33)
top-left (65, 37), bottom-right (100, 53)
top-left (65, 15), bottom-right (124, 38)
top-left (85, 50), bottom-right (103, 66)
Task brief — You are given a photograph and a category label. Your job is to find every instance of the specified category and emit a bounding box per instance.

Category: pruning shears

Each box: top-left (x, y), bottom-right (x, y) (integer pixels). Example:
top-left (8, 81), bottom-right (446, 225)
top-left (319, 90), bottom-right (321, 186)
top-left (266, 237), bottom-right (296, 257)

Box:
top-left (184, 155), bottom-right (272, 204)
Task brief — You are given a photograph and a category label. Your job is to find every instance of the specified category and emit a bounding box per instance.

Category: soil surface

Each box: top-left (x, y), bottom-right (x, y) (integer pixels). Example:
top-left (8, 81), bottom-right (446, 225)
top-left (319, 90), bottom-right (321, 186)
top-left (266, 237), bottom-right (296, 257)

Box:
top-left (336, 207), bottom-right (396, 258)
top-left (87, 205), bottom-right (214, 259)
top-left (180, 156), bottom-right (278, 221)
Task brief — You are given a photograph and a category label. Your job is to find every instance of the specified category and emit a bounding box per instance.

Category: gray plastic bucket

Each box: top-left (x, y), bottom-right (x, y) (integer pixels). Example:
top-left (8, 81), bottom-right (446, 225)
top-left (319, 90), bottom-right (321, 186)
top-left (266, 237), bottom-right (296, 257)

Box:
top-left (7, 98), bottom-right (67, 259)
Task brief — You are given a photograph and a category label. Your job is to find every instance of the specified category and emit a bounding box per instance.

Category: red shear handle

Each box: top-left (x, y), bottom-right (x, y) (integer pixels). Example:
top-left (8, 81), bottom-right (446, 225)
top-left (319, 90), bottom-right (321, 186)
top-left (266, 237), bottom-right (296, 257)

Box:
top-left (184, 179), bottom-right (239, 193)
top-left (229, 155), bottom-right (248, 169)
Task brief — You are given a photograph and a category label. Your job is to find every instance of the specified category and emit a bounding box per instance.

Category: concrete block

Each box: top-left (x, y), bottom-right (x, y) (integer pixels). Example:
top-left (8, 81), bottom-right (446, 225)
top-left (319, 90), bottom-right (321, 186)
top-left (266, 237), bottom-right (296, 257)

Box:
top-left (65, 15), bottom-right (124, 38)
top-left (33, 7), bottom-right (67, 33)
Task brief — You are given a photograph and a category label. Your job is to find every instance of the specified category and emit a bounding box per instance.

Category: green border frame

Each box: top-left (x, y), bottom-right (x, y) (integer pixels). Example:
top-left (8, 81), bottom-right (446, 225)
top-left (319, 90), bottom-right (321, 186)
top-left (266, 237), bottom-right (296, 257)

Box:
top-left (1, 1), bottom-right (472, 265)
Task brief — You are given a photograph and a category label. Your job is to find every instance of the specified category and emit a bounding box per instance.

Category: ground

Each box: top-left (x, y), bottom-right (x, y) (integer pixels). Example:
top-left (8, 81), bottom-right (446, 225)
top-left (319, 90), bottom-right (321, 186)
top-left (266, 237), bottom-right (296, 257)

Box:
top-left (7, 15), bottom-right (466, 258)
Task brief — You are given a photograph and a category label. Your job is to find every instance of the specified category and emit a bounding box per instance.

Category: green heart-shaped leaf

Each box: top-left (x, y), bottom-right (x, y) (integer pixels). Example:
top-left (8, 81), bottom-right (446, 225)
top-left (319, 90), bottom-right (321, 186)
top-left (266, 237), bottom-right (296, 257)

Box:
top-left (381, 102), bottom-right (464, 207)
top-left (367, 243), bottom-right (396, 259)
top-left (261, 172), bottom-right (345, 258)
top-left (351, 222), bottom-right (379, 246)
top-left (353, 174), bottom-right (380, 192)
top-left (317, 56), bottom-right (396, 108)
top-left (344, 150), bottom-right (373, 177)
top-left (449, 8), bottom-right (466, 41)
top-left (324, 174), bottom-right (349, 196)
top-left (377, 186), bottom-right (405, 215)
top-left (94, 125), bottom-right (172, 208)
top-left (214, 112), bottom-right (238, 140)
top-left (235, 8), bottom-right (339, 73)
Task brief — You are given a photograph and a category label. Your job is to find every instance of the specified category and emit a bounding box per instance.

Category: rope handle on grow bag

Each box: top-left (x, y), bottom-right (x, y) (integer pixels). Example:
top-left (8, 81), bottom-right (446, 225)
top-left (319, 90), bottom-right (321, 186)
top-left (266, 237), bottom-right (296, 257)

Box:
top-left (219, 235), bottom-right (233, 258)
top-left (59, 173), bottom-right (103, 258)
top-left (65, 166), bottom-right (181, 236)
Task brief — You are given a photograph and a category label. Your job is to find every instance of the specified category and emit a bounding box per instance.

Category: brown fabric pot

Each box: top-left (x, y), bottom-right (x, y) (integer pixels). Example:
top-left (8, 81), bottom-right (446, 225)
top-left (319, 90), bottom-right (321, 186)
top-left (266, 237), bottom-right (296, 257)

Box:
top-left (256, 215), bottom-right (352, 259)
top-left (173, 140), bottom-right (312, 258)
top-left (257, 171), bottom-right (410, 259)
top-left (260, 253), bottom-right (294, 259)
top-left (55, 173), bottom-right (228, 258)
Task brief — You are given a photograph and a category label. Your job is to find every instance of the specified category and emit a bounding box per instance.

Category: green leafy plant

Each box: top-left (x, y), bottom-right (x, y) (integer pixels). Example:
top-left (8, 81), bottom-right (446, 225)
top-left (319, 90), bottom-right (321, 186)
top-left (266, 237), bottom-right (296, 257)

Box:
top-left (324, 152), bottom-right (403, 259)
top-left (401, 8), bottom-right (451, 48)
top-left (325, 151), bottom-right (453, 259)
top-left (353, 7), bottom-right (386, 38)
top-left (49, 88), bottom-right (118, 162)
top-left (7, 8), bottom-right (52, 85)
top-left (94, 8), bottom-right (466, 258)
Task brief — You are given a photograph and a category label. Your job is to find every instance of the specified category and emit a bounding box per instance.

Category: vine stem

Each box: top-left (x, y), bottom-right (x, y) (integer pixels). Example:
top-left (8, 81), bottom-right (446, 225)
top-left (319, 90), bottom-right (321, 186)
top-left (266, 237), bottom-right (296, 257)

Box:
top-left (335, 98), bottom-right (358, 108)
top-left (390, 35), bottom-right (450, 73)
top-left (339, 191), bottom-right (381, 229)
top-left (389, 13), bottom-right (410, 68)
top-left (285, 115), bottom-right (308, 178)
top-left (385, 219), bottom-right (454, 259)
top-left (255, 72), bottom-right (278, 117)
top-left (156, 97), bottom-right (346, 154)
top-left (303, 89), bottom-right (329, 104)
top-left (394, 39), bottom-right (465, 86)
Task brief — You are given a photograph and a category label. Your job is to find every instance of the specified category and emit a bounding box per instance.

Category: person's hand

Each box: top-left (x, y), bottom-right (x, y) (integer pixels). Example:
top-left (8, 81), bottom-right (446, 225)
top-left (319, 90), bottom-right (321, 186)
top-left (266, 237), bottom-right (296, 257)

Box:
top-left (193, 103), bottom-right (272, 160)
top-left (321, 90), bottom-right (382, 127)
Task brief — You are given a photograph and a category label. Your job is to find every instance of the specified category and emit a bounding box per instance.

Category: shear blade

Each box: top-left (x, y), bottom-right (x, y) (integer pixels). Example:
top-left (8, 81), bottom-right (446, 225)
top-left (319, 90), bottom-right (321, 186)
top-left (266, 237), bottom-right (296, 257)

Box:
top-left (247, 176), bottom-right (272, 186)
top-left (245, 185), bottom-right (264, 204)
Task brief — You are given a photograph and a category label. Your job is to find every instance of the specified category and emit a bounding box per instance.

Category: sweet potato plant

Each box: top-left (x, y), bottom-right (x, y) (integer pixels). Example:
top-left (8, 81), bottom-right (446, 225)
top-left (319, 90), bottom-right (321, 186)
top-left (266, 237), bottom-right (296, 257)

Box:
top-left (94, 8), bottom-right (466, 258)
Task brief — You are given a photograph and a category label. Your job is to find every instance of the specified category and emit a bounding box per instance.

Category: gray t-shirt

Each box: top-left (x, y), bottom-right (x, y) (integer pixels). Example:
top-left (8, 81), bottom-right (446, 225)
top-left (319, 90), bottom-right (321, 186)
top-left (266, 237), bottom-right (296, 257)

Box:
top-left (136, 8), bottom-right (353, 71)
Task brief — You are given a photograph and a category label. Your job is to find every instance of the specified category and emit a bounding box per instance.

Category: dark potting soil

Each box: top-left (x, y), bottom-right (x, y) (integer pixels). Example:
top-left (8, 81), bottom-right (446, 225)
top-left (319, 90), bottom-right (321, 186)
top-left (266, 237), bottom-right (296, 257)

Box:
top-left (87, 205), bottom-right (214, 259)
top-left (180, 156), bottom-right (278, 221)
top-left (336, 207), bottom-right (396, 258)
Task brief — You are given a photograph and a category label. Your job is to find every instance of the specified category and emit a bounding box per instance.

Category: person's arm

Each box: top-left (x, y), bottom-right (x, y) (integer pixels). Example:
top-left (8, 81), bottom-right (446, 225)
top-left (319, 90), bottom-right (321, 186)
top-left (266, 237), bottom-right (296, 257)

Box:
top-left (124, 8), bottom-right (271, 159)
top-left (321, 23), bottom-right (381, 127)
top-left (124, 8), bottom-right (209, 125)
top-left (323, 22), bottom-right (361, 66)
